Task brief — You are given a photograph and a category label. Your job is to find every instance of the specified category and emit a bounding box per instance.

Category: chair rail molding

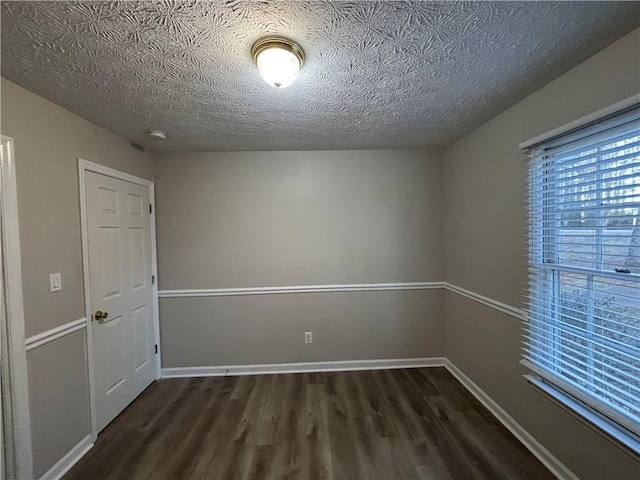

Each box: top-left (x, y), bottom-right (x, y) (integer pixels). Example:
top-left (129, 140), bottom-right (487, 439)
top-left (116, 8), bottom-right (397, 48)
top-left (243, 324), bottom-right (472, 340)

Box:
top-left (158, 281), bottom-right (527, 323)
top-left (158, 281), bottom-right (445, 298)
top-left (25, 318), bottom-right (87, 351)
top-left (444, 282), bottom-right (527, 321)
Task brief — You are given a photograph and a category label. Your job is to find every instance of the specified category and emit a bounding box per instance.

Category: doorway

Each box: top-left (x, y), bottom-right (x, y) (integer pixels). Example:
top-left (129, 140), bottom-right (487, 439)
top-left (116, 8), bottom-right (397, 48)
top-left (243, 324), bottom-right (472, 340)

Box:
top-left (78, 159), bottom-right (160, 437)
top-left (0, 136), bottom-right (33, 480)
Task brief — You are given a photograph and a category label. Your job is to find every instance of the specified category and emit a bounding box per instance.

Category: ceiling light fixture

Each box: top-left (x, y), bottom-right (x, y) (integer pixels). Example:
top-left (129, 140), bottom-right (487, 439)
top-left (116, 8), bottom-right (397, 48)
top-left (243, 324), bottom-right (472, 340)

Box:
top-left (251, 35), bottom-right (305, 88)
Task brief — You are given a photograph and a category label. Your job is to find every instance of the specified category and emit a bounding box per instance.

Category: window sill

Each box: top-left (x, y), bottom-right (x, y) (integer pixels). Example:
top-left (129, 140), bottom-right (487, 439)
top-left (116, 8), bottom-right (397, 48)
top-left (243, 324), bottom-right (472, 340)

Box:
top-left (525, 374), bottom-right (640, 459)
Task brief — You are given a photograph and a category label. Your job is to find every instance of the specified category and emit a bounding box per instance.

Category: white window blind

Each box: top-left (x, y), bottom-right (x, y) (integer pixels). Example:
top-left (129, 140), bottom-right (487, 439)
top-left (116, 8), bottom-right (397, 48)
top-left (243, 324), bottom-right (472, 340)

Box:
top-left (522, 105), bottom-right (640, 442)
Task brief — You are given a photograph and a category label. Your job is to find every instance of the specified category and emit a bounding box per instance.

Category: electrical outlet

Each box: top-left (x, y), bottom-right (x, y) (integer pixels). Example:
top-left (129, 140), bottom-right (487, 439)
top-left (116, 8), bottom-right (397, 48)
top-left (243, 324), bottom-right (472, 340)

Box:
top-left (304, 331), bottom-right (313, 344)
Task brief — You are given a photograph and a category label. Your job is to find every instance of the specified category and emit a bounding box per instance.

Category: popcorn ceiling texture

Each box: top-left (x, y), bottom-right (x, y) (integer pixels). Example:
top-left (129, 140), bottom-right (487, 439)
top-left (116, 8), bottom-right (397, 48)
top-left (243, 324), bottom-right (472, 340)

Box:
top-left (1, 1), bottom-right (638, 152)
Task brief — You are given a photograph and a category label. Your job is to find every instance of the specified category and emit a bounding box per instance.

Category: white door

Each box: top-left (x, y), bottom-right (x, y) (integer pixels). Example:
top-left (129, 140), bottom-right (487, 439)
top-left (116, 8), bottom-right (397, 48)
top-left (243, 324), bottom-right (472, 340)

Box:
top-left (85, 171), bottom-right (155, 432)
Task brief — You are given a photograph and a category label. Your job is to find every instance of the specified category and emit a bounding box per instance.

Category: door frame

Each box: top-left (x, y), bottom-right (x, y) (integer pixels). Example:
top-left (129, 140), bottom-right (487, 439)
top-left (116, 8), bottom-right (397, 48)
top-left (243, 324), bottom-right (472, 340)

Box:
top-left (0, 136), bottom-right (33, 480)
top-left (78, 159), bottom-right (161, 441)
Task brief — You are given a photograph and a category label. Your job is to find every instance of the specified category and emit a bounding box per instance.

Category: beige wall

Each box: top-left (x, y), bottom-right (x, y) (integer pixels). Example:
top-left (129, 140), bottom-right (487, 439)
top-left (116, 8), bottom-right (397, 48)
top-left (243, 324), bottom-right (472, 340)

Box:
top-left (155, 149), bottom-right (444, 366)
top-left (26, 331), bottom-right (90, 478)
top-left (161, 290), bottom-right (443, 367)
top-left (443, 28), bottom-right (640, 479)
top-left (1, 78), bottom-right (154, 477)
top-left (156, 150), bottom-right (443, 288)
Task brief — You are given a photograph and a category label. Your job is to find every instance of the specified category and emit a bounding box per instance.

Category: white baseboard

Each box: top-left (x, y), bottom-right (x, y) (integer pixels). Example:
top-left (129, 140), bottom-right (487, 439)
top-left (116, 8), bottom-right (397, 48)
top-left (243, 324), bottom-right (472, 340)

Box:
top-left (443, 360), bottom-right (578, 480)
top-left (40, 434), bottom-right (93, 480)
top-left (162, 356), bottom-right (447, 378)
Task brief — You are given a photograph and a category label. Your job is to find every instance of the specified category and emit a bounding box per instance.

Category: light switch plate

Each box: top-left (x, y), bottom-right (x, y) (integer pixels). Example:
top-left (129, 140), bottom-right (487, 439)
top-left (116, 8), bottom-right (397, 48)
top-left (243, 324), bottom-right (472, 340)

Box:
top-left (49, 273), bottom-right (62, 292)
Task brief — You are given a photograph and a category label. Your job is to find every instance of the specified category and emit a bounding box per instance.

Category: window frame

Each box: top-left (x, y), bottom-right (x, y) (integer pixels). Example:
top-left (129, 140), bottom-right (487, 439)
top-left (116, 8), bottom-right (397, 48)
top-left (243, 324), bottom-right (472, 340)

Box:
top-left (522, 101), bottom-right (640, 455)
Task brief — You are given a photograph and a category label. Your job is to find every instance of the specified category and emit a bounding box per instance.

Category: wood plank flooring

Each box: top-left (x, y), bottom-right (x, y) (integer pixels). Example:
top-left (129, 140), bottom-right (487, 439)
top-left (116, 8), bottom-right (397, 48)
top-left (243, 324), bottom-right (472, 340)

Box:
top-left (64, 367), bottom-right (554, 480)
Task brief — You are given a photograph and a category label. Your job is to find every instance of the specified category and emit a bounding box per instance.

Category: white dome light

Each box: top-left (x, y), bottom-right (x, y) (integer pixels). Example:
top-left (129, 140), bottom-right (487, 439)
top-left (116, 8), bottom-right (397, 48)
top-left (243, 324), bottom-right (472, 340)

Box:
top-left (251, 36), bottom-right (305, 88)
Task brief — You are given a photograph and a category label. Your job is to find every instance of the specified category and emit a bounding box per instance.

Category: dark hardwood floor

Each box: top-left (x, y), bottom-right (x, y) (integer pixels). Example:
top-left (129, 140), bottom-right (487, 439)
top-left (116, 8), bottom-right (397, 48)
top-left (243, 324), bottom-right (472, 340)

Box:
top-left (64, 367), bottom-right (554, 480)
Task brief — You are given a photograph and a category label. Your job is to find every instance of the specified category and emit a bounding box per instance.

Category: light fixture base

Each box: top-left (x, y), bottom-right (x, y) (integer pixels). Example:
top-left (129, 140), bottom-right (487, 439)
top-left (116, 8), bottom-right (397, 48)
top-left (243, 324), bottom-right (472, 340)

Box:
top-left (251, 35), bottom-right (305, 67)
top-left (147, 129), bottom-right (167, 140)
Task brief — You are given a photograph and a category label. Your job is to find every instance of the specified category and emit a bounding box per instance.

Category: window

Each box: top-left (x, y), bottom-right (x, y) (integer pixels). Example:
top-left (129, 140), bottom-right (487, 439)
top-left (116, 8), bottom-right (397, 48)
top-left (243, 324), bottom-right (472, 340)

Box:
top-left (522, 105), bottom-right (640, 448)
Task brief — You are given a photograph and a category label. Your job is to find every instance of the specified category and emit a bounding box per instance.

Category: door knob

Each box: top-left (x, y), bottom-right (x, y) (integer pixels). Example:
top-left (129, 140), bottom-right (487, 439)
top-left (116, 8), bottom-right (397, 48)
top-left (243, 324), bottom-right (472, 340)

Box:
top-left (94, 310), bottom-right (109, 321)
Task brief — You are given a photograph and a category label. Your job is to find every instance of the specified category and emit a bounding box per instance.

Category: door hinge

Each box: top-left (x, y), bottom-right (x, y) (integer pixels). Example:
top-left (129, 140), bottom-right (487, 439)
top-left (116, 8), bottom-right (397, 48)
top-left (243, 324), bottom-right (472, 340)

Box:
top-left (155, 344), bottom-right (158, 354)
top-left (152, 275), bottom-right (155, 285)
top-left (149, 204), bottom-right (153, 214)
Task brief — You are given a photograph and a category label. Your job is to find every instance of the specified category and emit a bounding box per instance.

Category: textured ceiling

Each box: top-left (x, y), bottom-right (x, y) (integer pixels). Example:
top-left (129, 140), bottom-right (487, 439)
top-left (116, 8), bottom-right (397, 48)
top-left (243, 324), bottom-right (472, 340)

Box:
top-left (1, 1), bottom-right (639, 152)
